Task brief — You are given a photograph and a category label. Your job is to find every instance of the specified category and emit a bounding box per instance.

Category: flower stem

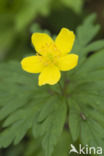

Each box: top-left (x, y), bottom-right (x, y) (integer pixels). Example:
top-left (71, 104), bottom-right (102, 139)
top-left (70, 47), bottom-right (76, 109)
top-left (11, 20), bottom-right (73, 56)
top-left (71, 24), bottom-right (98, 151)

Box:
top-left (58, 82), bottom-right (64, 95)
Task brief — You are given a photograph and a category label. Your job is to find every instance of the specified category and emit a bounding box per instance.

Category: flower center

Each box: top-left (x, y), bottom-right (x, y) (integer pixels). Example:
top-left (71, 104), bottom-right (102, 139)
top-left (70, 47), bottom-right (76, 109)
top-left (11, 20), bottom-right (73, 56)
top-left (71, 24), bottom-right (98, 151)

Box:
top-left (38, 43), bottom-right (61, 67)
top-left (42, 53), bottom-right (59, 67)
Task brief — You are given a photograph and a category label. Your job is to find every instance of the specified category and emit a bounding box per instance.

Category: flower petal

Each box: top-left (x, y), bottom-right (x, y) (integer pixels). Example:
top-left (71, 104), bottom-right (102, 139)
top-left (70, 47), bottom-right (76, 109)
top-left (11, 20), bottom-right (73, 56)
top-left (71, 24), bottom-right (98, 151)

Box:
top-left (57, 54), bottom-right (78, 71)
top-left (21, 56), bottom-right (44, 73)
top-left (39, 65), bottom-right (61, 86)
top-left (31, 33), bottom-right (54, 56)
top-left (55, 28), bottom-right (75, 54)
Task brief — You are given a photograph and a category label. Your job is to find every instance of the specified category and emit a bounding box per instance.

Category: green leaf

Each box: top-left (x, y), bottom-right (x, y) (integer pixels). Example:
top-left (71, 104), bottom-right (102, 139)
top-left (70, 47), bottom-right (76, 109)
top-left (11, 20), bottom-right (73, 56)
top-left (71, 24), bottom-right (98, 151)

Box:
top-left (71, 14), bottom-right (104, 67)
top-left (67, 15), bottom-right (104, 152)
top-left (24, 138), bottom-right (44, 156)
top-left (0, 61), bottom-right (52, 148)
top-left (53, 131), bottom-right (72, 156)
top-left (33, 98), bottom-right (67, 156)
top-left (81, 119), bottom-right (104, 148)
top-left (76, 14), bottom-right (100, 47)
top-left (84, 40), bottom-right (104, 53)
top-left (70, 49), bottom-right (104, 84)
top-left (68, 51), bottom-right (104, 149)
top-left (69, 100), bottom-right (81, 142)
top-left (24, 131), bottom-right (72, 156)
top-left (37, 96), bottom-right (58, 122)
top-left (0, 61), bottom-right (67, 156)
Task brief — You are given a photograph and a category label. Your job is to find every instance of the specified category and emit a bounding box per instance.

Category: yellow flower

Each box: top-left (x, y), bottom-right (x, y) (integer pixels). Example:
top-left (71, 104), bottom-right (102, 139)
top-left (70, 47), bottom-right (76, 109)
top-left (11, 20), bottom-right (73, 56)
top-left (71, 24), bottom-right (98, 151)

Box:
top-left (21, 28), bottom-right (78, 86)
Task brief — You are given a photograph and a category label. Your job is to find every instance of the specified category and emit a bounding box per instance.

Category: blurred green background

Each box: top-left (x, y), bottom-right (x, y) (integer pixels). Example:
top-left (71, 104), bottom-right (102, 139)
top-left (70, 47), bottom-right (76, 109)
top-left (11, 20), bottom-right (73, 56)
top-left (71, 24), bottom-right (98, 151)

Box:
top-left (0, 0), bottom-right (104, 155)
top-left (0, 0), bottom-right (104, 62)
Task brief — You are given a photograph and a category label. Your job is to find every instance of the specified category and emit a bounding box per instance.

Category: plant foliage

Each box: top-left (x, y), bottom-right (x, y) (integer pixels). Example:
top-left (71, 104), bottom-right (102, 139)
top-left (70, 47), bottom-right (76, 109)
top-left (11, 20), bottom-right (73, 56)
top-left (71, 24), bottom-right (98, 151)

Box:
top-left (0, 14), bottom-right (104, 156)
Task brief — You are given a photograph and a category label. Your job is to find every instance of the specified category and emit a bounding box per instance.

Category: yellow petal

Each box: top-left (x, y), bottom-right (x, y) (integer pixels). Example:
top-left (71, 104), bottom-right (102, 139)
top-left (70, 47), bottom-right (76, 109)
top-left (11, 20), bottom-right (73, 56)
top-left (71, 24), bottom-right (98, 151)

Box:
top-left (57, 54), bottom-right (78, 71)
top-left (21, 56), bottom-right (44, 73)
top-left (31, 33), bottom-right (54, 56)
top-left (39, 65), bottom-right (61, 86)
top-left (55, 28), bottom-right (75, 54)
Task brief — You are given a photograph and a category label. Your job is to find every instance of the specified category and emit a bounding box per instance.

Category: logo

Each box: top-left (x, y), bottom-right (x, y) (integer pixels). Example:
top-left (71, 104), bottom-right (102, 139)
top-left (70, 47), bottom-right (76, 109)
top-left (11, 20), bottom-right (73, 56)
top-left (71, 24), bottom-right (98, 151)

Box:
top-left (69, 144), bottom-right (102, 155)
